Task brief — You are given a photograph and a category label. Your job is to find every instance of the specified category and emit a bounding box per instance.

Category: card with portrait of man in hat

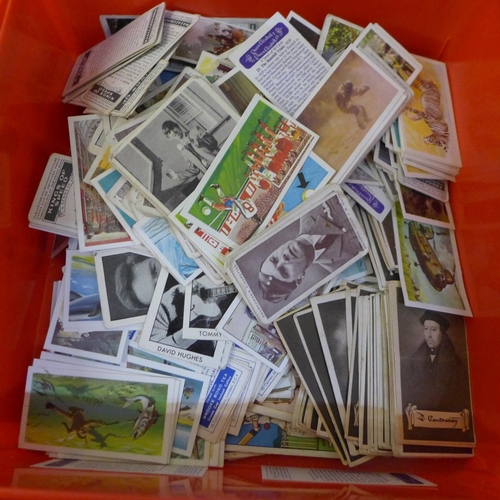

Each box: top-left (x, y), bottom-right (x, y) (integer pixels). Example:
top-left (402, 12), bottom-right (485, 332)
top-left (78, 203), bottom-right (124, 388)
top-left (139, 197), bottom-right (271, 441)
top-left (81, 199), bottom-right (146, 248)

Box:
top-left (388, 282), bottom-right (475, 449)
top-left (226, 185), bottom-right (368, 324)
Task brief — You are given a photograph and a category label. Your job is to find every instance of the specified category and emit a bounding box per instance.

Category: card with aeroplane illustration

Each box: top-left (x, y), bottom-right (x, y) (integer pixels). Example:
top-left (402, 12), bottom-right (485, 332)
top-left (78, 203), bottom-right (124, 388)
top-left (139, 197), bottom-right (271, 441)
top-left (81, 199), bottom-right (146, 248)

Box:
top-left (19, 364), bottom-right (182, 464)
top-left (392, 201), bottom-right (471, 316)
top-left (181, 274), bottom-right (238, 341)
top-left (45, 283), bottom-right (128, 365)
top-left (177, 95), bottom-right (319, 249)
top-left (62, 251), bottom-right (105, 330)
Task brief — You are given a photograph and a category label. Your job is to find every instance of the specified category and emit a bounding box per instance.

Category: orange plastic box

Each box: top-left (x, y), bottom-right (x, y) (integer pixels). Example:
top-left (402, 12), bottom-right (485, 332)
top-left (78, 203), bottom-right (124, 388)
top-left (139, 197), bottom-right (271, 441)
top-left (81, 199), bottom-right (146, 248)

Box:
top-left (1, 1), bottom-right (499, 498)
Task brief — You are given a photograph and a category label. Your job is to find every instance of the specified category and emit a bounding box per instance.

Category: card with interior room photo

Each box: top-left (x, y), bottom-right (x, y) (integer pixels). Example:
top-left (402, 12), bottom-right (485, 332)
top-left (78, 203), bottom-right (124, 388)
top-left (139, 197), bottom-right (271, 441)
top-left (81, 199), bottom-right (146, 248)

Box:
top-left (19, 363), bottom-right (181, 464)
top-left (94, 247), bottom-right (163, 328)
top-left (138, 267), bottom-right (227, 369)
top-left (111, 78), bottom-right (240, 216)
top-left (387, 281), bottom-right (475, 448)
top-left (294, 46), bottom-right (410, 184)
top-left (392, 201), bottom-right (471, 316)
top-left (181, 274), bottom-right (238, 341)
top-left (177, 94), bottom-right (319, 250)
top-left (226, 185), bottom-right (368, 324)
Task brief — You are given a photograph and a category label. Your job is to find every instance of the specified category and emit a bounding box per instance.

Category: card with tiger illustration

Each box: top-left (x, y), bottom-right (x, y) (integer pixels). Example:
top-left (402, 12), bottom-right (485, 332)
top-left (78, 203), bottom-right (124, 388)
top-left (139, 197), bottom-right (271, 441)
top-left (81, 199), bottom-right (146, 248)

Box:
top-left (399, 56), bottom-right (462, 170)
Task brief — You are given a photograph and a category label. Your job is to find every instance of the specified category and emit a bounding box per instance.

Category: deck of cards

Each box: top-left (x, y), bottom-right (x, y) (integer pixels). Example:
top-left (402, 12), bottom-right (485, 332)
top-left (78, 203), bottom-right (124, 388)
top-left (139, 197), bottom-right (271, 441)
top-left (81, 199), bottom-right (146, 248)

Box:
top-left (24, 4), bottom-right (474, 470)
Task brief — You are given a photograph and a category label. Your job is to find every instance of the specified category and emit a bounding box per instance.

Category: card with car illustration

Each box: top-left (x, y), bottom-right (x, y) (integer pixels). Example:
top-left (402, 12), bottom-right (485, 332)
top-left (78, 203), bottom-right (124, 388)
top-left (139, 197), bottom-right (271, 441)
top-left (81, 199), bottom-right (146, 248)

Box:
top-left (226, 185), bottom-right (368, 324)
top-left (392, 201), bottom-right (471, 316)
top-left (387, 282), bottom-right (475, 451)
top-left (19, 364), bottom-right (182, 464)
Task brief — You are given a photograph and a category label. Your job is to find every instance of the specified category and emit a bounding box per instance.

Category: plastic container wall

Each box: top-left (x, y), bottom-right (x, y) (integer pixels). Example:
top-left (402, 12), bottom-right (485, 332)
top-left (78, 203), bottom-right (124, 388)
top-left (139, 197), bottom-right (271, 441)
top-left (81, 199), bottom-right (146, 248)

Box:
top-left (1, 0), bottom-right (499, 498)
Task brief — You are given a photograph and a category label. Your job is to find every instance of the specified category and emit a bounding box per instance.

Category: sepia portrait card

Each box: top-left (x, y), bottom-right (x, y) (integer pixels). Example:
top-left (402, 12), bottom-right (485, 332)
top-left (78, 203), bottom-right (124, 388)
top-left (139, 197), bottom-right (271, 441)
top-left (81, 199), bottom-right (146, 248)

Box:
top-left (178, 95), bottom-right (319, 249)
top-left (217, 295), bottom-right (290, 372)
top-left (19, 363), bottom-right (180, 464)
top-left (181, 274), bottom-right (238, 340)
top-left (69, 115), bottom-right (133, 250)
top-left (294, 46), bottom-right (410, 184)
top-left (138, 268), bottom-right (227, 369)
top-left (94, 247), bottom-right (162, 328)
top-left (226, 185), bottom-right (368, 324)
top-left (112, 78), bottom-right (240, 216)
top-left (393, 201), bottom-right (471, 316)
top-left (388, 281), bottom-right (475, 448)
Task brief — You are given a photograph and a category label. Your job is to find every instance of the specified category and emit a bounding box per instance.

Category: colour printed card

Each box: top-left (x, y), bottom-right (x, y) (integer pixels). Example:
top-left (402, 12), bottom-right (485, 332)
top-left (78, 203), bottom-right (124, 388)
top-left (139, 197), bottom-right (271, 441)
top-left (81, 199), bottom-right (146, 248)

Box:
top-left (19, 364), bottom-right (180, 464)
top-left (177, 95), bottom-right (319, 249)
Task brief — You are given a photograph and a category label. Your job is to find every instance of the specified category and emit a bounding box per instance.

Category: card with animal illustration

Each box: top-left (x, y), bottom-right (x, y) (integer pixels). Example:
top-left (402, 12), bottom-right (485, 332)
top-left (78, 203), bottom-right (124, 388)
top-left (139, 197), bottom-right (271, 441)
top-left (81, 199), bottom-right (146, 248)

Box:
top-left (19, 364), bottom-right (181, 464)
top-left (399, 56), bottom-right (462, 169)
top-left (294, 46), bottom-right (410, 183)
